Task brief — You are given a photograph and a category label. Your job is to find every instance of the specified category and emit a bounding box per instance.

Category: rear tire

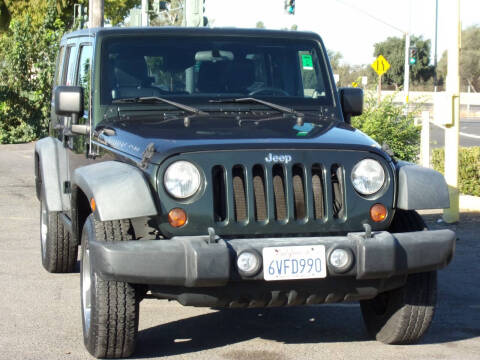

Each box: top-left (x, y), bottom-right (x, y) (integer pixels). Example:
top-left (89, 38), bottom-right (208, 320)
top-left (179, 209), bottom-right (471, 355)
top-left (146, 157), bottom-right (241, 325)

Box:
top-left (360, 210), bottom-right (437, 344)
top-left (81, 214), bottom-right (139, 359)
top-left (40, 188), bottom-right (77, 273)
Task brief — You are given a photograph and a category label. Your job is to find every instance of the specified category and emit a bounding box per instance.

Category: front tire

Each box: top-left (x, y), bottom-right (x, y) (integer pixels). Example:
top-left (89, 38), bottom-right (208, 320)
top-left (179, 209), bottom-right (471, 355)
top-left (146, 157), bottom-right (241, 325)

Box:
top-left (360, 210), bottom-right (437, 344)
top-left (80, 214), bottom-right (139, 359)
top-left (40, 189), bottom-right (77, 273)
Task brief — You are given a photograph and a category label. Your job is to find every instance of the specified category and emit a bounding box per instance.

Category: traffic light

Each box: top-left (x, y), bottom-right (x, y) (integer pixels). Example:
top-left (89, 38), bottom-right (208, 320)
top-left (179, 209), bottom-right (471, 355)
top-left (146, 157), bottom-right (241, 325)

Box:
top-left (409, 47), bottom-right (417, 65)
top-left (285, 0), bottom-right (295, 15)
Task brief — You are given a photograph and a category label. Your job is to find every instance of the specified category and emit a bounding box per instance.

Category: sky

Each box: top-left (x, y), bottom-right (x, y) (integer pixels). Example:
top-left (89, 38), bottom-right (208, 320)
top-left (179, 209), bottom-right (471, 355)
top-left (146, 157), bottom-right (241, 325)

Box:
top-left (205, 0), bottom-right (479, 66)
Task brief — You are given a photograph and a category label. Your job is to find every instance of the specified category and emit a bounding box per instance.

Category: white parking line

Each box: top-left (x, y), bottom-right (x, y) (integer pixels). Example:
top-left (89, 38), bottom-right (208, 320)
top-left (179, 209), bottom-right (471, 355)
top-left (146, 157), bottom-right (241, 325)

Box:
top-left (431, 122), bottom-right (480, 139)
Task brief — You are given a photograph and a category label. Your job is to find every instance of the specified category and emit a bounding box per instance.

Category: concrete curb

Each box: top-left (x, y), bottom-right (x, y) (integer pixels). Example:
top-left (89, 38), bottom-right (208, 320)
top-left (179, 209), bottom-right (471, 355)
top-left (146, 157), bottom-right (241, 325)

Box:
top-left (460, 194), bottom-right (480, 212)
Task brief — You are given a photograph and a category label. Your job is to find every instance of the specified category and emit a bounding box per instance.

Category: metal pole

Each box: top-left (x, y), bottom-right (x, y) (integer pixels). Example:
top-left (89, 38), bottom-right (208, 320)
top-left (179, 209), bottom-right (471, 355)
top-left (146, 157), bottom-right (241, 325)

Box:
top-left (142, 0), bottom-right (149, 26)
top-left (433, 0), bottom-right (439, 91)
top-left (404, 32), bottom-right (410, 104)
top-left (89, 0), bottom-right (104, 28)
top-left (185, 0), bottom-right (203, 27)
top-left (420, 111), bottom-right (430, 168)
top-left (403, 0), bottom-right (412, 105)
top-left (443, 0), bottom-right (461, 223)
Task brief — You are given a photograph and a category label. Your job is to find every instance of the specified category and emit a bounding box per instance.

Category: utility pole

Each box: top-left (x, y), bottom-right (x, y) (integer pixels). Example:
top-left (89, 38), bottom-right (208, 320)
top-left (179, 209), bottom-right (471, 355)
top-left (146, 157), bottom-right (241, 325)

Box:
top-left (184, 0), bottom-right (204, 27)
top-left (443, 0), bottom-right (461, 223)
top-left (403, 32), bottom-right (410, 104)
top-left (433, 0), bottom-right (439, 91)
top-left (142, 0), bottom-right (149, 26)
top-left (403, 0), bottom-right (412, 105)
top-left (89, 0), bottom-right (104, 28)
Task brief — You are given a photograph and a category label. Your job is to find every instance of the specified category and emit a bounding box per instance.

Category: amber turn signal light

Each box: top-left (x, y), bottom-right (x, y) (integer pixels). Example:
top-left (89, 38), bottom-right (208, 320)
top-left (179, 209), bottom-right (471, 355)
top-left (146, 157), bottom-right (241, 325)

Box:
top-left (90, 198), bottom-right (96, 212)
top-left (370, 204), bottom-right (387, 222)
top-left (168, 208), bottom-right (187, 228)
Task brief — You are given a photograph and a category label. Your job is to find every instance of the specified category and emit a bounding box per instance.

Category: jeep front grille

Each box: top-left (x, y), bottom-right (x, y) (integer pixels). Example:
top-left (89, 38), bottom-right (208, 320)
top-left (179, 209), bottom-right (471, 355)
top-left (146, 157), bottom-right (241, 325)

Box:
top-left (212, 162), bottom-right (346, 225)
top-left (157, 149), bottom-right (395, 237)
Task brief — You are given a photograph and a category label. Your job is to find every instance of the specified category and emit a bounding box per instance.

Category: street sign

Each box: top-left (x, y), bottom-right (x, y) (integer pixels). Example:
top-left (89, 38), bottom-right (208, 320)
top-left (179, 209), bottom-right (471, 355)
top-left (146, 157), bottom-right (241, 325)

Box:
top-left (371, 55), bottom-right (390, 76)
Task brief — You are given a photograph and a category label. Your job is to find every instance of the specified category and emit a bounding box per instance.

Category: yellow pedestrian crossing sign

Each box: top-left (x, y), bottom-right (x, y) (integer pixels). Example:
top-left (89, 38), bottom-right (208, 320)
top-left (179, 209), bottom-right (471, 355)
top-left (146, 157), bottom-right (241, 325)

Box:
top-left (371, 55), bottom-right (390, 76)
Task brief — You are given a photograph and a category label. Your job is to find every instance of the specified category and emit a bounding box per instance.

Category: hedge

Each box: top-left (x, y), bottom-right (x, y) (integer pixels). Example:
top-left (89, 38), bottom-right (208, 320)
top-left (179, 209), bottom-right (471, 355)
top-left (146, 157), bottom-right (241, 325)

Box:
top-left (431, 147), bottom-right (480, 197)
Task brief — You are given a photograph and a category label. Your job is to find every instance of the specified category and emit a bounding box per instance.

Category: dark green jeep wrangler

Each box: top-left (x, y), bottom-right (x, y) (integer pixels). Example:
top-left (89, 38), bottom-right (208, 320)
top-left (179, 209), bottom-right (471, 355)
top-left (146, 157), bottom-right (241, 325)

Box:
top-left (35, 27), bottom-right (455, 358)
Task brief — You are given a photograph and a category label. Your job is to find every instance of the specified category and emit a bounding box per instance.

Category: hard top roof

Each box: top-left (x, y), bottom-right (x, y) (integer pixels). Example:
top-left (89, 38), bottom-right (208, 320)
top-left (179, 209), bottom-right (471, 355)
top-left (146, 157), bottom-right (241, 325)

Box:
top-left (62, 26), bottom-right (322, 42)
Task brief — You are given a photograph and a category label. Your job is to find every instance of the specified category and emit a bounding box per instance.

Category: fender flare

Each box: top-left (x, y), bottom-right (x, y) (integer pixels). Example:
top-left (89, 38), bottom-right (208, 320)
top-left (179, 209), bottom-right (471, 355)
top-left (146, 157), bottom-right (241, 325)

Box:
top-left (35, 137), bottom-right (69, 212)
top-left (396, 161), bottom-right (450, 210)
top-left (73, 161), bottom-right (158, 221)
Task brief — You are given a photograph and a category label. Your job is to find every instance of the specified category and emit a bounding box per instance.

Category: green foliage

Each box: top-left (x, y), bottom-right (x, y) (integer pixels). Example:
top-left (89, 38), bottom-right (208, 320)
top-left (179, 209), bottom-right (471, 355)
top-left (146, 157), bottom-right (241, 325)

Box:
top-left (0, 0), bottom-right (64, 143)
top-left (150, 0), bottom-right (182, 26)
top-left (0, 0), bottom-right (143, 30)
top-left (351, 93), bottom-right (421, 162)
top-left (373, 35), bottom-right (434, 89)
top-left (438, 25), bottom-right (480, 92)
top-left (105, 0), bottom-right (142, 25)
top-left (432, 147), bottom-right (480, 197)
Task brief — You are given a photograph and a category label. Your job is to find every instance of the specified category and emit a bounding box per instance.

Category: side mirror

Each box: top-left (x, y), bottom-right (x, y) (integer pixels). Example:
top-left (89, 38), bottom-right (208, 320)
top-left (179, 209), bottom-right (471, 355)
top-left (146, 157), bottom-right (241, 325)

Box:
top-left (54, 86), bottom-right (84, 116)
top-left (54, 86), bottom-right (89, 135)
top-left (338, 87), bottom-right (363, 124)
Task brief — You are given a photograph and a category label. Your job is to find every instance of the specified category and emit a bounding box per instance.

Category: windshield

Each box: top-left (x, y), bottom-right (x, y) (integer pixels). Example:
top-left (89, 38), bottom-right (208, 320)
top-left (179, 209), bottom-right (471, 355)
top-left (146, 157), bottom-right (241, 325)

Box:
top-left (100, 35), bottom-right (333, 108)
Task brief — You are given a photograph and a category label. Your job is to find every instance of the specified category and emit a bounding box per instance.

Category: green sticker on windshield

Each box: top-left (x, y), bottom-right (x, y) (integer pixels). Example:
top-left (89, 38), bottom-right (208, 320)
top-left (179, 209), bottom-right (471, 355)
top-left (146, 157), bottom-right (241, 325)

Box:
top-left (301, 54), bottom-right (314, 70)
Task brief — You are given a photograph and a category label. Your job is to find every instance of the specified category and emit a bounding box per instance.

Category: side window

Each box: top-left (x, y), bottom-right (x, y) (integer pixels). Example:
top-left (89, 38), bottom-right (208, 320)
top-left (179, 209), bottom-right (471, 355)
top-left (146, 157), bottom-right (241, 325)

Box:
top-left (76, 45), bottom-right (93, 113)
top-left (64, 45), bottom-right (77, 86)
top-left (54, 46), bottom-right (66, 86)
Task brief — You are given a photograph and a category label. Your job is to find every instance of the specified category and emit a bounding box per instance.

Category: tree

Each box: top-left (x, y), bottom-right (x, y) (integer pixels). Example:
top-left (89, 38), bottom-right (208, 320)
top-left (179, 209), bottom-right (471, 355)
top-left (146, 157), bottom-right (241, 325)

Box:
top-left (373, 35), bottom-right (434, 89)
top-left (0, 0), bottom-right (64, 143)
top-left (151, 0), bottom-right (183, 26)
top-left (327, 50), bottom-right (374, 88)
top-left (0, 0), bottom-right (142, 30)
top-left (327, 49), bottom-right (342, 71)
top-left (438, 25), bottom-right (480, 92)
top-left (256, 21), bottom-right (265, 29)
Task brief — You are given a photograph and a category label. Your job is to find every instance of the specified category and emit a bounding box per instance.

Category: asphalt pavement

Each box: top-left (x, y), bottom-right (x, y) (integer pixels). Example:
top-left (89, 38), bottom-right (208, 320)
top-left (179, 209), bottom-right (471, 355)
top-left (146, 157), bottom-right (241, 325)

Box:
top-left (1, 142), bottom-right (479, 360)
top-left (430, 118), bottom-right (480, 148)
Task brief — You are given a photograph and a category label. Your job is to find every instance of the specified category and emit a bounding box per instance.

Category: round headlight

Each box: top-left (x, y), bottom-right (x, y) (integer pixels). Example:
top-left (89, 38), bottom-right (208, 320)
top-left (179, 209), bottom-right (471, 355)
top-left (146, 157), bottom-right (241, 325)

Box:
top-left (351, 159), bottom-right (385, 195)
top-left (164, 161), bottom-right (201, 199)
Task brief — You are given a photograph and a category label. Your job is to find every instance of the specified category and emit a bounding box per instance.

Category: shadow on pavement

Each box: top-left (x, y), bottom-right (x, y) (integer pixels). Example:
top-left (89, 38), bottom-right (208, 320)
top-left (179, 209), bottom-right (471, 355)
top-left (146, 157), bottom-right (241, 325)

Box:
top-left (132, 211), bottom-right (480, 358)
top-left (135, 305), bottom-right (369, 358)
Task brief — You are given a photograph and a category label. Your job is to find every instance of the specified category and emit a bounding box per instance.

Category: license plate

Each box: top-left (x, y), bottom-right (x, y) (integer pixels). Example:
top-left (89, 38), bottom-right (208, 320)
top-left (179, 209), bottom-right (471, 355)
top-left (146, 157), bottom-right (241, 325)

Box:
top-left (263, 245), bottom-right (327, 281)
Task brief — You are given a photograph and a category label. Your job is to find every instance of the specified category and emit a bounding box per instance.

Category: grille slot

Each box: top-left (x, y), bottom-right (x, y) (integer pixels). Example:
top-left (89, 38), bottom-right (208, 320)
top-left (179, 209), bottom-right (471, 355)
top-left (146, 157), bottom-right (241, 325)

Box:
top-left (252, 165), bottom-right (267, 221)
top-left (292, 164), bottom-right (306, 220)
top-left (272, 165), bottom-right (287, 221)
top-left (311, 164), bottom-right (325, 220)
top-left (212, 166), bottom-right (227, 222)
top-left (211, 157), bottom-right (346, 226)
top-left (232, 165), bottom-right (247, 222)
top-left (331, 164), bottom-right (345, 219)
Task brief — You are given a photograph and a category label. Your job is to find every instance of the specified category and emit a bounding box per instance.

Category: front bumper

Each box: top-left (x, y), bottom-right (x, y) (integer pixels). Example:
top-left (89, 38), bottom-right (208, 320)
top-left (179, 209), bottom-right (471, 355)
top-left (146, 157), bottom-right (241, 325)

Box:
top-left (90, 229), bottom-right (455, 287)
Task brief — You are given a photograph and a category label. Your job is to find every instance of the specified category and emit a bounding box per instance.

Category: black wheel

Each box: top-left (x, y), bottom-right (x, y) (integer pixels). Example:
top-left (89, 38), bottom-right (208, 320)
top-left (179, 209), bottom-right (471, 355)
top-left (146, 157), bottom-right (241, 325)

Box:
top-left (360, 210), bottom-right (437, 344)
top-left (39, 188), bottom-right (77, 273)
top-left (81, 214), bottom-right (139, 359)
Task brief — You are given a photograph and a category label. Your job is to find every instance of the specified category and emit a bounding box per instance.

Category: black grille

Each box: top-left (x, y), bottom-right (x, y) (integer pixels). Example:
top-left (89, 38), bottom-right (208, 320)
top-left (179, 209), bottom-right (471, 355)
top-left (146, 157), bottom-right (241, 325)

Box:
top-left (212, 162), bottom-right (347, 225)
top-left (232, 165), bottom-right (247, 222)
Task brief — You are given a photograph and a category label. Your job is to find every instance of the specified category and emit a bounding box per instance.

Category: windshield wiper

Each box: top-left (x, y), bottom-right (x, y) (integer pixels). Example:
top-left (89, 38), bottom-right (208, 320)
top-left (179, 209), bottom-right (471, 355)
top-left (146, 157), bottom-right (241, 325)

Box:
top-left (209, 97), bottom-right (304, 118)
top-left (112, 96), bottom-right (208, 115)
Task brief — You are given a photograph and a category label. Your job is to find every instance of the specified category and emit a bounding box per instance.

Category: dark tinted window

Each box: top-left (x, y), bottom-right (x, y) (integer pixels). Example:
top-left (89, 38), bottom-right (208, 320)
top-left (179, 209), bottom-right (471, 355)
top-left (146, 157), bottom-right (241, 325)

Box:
top-left (76, 45), bottom-right (93, 113)
top-left (100, 36), bottom-right (333, 107)
top-left (64, 46), bottom-right (77, 86)
top-left (54, 46), bottom-right (66, 86)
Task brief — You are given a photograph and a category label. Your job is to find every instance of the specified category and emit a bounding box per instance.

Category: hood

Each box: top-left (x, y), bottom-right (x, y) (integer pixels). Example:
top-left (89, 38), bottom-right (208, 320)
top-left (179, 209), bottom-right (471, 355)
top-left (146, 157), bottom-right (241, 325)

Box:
top-left (98, 112), bottom-right (382, 164)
